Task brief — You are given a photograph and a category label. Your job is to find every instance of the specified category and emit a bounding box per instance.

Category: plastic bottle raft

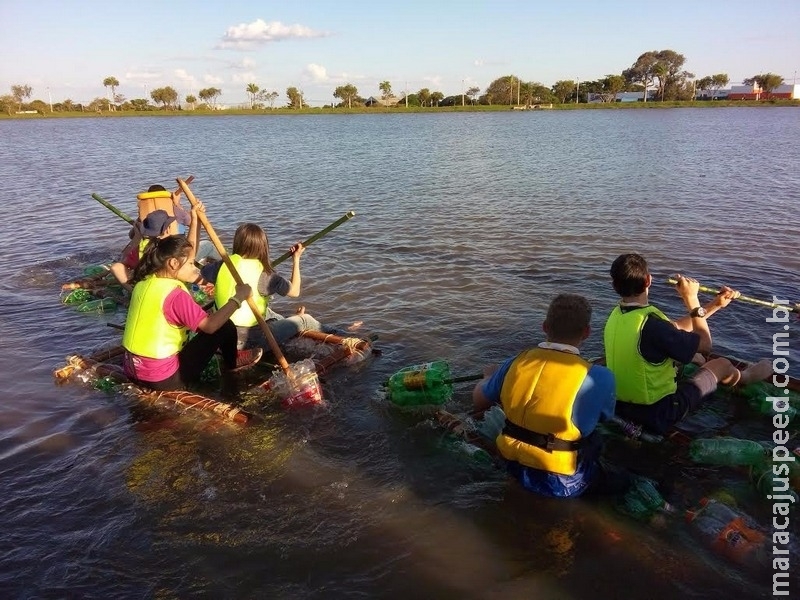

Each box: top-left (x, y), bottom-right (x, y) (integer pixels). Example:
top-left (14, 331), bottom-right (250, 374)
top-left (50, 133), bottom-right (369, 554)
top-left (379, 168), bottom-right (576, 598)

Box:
top-left (685, 498), bottom-right (768, 569)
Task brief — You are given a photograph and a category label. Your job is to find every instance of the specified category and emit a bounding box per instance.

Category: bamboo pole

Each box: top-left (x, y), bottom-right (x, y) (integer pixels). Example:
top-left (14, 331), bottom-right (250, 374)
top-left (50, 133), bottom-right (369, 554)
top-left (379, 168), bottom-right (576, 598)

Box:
top-left (176, 178), bottom-right (292, 375)
top-left (90, 175), bottom-right (195, 225)
top-left (270, 211), bottom-right (355, 267)
top-left (666, 277), bottom-right (800, 314)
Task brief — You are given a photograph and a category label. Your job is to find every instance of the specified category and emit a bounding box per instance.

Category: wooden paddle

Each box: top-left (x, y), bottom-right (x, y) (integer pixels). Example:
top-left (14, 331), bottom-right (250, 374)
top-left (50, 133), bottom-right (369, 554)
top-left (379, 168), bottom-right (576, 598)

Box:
top-left (666, 277), bottom-right (800, 314)
top-left (176, 178), bottom-right (292, 376)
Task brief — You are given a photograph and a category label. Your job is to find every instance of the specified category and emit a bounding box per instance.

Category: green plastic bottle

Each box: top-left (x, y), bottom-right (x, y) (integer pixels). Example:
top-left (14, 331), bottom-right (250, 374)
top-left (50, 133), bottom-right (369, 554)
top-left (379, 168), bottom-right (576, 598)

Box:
top-left (688, 437), bottom-right (770, 467)
top-left (62, 289), bottom-right (94, 305)
top-left (749, 457), bottom-right (799, 505)
top-left (616, 477), bottom-right (674, 522)
top-left (387, 361), bottom-right (452, 406)
top-left (76, 298), bottom-right (117, 313)
top-left (82, 264), bottom-right (110, 277)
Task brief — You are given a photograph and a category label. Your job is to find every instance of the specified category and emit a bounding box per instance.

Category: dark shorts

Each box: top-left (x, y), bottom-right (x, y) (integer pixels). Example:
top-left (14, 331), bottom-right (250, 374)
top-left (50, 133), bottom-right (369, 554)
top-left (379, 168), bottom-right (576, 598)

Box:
top-left (615, 370), bottom-right (717, 435)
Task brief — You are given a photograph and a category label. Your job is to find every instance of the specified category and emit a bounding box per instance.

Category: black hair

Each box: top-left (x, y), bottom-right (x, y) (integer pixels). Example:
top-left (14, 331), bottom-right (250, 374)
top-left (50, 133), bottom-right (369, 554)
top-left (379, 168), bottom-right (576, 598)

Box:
top-left (610, 253), bottom-right (650, 297)
top-left (545, 294), bottom-right (592, 341)
top-left (131, 235), bottom-right (193, 284)
top-left (147, 184), bottom-right (167, 193)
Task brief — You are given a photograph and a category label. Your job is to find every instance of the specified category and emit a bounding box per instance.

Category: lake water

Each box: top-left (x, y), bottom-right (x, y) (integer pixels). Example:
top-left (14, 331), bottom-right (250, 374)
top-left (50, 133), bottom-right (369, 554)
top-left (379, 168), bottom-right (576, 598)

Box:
top-left (0, 108), bottom-right (798, 599)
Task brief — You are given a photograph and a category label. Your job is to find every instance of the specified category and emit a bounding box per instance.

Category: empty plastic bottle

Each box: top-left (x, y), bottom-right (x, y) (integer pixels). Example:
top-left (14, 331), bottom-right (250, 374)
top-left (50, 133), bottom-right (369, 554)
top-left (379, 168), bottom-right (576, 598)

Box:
top-left (749, 458), bottom-right (800, 504)
top-left (76, 298), bottom-right (117, 313)
top-left (688, 437), bottom-right (770, 467)
top-left (387, 361), bottom-right (453, 407)
top-left (685, 498), bottom-right (767, 568)
top-left (617, 476), bottom-right (674, 522)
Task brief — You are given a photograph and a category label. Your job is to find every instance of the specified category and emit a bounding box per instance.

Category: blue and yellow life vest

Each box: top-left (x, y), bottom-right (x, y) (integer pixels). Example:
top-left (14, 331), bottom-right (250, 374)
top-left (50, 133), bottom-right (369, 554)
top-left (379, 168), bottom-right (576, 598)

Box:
top-left (603, 305), bottom-right (677, 405)
top-left (496, 348), bottom-right (590, 476)
top-left (215, 255), bottom-right (267, 327)
top-left (123, 276), bottom-right (188, 358)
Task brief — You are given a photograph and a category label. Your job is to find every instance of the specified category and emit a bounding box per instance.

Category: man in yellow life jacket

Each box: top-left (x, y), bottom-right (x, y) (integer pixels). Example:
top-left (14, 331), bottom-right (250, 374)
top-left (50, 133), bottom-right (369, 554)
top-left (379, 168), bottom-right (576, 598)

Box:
top-left (604, 253), bottom-right (773, 435)
top-left (473, 294), bottom-right (621, 498)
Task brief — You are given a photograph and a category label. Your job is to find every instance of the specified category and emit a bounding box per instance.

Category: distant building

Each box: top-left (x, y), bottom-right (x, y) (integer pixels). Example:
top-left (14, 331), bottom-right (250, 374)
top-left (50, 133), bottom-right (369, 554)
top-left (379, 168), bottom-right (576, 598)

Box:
top-left (587, 91), bottom-right (654, 103)
top-left (364, 96), bottom-right (399, 107)
top-left (726, 83), bottom-right (799, 100)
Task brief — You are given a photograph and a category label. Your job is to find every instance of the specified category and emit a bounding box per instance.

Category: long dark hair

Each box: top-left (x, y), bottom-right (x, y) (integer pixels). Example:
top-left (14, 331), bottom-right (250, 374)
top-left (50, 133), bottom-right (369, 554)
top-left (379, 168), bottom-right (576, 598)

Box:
top-left (131, 235), bottom-right (193, 284)
top-left (232, 223), bottom-right (273, 274)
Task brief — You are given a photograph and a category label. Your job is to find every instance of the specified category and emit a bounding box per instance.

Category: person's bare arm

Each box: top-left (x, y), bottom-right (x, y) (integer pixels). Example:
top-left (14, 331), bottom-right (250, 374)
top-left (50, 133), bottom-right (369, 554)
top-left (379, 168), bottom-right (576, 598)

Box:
top-left (285, 243), bottom-right (305, 297)
top-left (671, 274), bottom-right (712, 353)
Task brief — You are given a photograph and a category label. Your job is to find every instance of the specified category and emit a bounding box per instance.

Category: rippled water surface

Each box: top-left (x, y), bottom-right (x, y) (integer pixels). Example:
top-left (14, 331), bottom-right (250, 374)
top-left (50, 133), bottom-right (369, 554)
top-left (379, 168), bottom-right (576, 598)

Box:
top-left (0, 109), bottom-right (798, 599)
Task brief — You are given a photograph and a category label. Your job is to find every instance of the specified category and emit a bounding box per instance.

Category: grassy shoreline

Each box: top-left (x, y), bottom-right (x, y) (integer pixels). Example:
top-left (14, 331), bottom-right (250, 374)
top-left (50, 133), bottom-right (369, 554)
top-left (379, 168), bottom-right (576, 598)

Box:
top-left (2, 99), bottom-right (798, 119)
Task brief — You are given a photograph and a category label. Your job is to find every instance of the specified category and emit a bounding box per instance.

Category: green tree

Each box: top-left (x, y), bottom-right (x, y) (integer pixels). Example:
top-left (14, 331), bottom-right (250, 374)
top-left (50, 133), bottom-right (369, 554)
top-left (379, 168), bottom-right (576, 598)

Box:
top-left (710, 74), bottom-right (729, 99)
top-left (286, 86), bottom-right (303, 109)
top-left (0, 94), bottom-right (15, 114)
top-left (745, 73), bottom-right (784, 98)
top-left (623, 52), bottom-right (658, 102)
top-left (185, 94), bottom-right (196, 110)
top-left (151, 86), bottom-right (178, 109)
top-left (198, 87), bottom-right (222, 108)
top-left (599, 74), bottom-right (627, 102)
top-left (482, 75), bottom-right (522, 106)
top-left (417, 88), bottom-right (431, 107)
top-left (103, 76), bottom-right (120, 109)
top-left (430, 91), bottom-right (444, 106)
top-left (334, 84), bottom-right (359, 108)
top-left (259, 90), bottom-right (279, 109)
top-left (11, 84), bottom-right (32, 110)
top-left (379, 80), bottom-right (392, 99)
top-left (246, 83), bottom-right (260, 109)
top-left (552, 80), bottom-right (576, 104)
top-left (465, 86), bottom-right (480, 105)
top-left (129, 98), bottom-right (151, 111)
top-left (695, 76), bottom-right (713, 99)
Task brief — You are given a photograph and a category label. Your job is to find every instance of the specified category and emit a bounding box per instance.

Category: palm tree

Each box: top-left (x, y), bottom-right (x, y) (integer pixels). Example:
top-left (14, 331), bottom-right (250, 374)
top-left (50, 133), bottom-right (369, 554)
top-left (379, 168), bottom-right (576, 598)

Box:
top-left (103, 77), bottom-right (120, 109)
top-left (246, 83), bottom-right (260, 109)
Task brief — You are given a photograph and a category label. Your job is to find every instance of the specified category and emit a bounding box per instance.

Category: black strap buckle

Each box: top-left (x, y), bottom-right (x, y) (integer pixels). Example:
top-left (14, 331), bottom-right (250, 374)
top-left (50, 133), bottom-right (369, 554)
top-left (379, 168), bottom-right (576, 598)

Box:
top-left (545, 433), bottom-right (556, 452)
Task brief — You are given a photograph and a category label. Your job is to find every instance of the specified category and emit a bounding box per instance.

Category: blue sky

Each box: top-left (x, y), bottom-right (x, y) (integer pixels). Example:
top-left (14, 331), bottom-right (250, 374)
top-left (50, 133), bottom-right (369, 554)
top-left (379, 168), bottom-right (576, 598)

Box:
top-left (1, 0), bottom-right (798, 107)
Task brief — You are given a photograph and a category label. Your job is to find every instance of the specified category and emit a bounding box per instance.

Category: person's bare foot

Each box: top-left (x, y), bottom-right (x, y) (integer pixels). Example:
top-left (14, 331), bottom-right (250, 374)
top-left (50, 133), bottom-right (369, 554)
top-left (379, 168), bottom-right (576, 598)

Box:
top-left (347, 320), bottom-right (363, 331)
top-left (296, 306), bottom-right (306, 315)
top-left (739, 359), bottom-right (773, 385)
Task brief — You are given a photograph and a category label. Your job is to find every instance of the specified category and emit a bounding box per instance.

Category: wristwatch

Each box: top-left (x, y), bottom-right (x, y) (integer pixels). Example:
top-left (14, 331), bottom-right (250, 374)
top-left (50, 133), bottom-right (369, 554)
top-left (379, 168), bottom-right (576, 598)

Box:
top-left (690, 306), bottom-right (707, 318)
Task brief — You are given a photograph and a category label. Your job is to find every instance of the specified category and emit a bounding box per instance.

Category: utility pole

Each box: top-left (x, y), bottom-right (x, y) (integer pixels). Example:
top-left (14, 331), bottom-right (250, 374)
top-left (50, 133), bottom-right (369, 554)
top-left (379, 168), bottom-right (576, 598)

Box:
top-left (405, 81), bottom-right (408, 107)
top-left (462, 79), bottom-right (465, 107)
top-left (47, 87), bottom-right (53, 112)
top-left (576, 79), bottom-right (580, 104)
top-left (517, 79), bottom-right (520, 105)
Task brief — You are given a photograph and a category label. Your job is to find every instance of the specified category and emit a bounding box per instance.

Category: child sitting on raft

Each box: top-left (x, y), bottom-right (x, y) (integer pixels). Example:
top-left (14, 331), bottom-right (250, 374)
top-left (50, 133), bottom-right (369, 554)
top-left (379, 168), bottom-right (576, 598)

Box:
top-left (121, 222), bottom-right (262, 392)
top-left (200, 223), bottom-right (332, 351)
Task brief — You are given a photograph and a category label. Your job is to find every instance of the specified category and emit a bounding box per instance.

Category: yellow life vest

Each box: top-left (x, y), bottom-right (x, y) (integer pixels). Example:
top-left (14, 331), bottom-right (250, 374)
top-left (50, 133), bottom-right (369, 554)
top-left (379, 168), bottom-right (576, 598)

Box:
top-left (215, 255), bottom-right (267, 327)
top-left (603, 305), bottom-right (677, 405)
top-left (123, 276), bottom-right (188, 358)
top-left (496, 348), bottom-right (590, 476)
top-left (137, 238), bottom-right (151, 259)
top-left (136, 190), bottom-right (178, 236)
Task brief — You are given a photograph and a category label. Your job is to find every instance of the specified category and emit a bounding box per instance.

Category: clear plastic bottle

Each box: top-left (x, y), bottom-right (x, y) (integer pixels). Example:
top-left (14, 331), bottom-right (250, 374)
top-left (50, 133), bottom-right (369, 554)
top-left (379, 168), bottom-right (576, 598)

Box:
top-left (688, 437), bottom-right (770, 467)
top-left (685, 498), bottom-right (767, 567)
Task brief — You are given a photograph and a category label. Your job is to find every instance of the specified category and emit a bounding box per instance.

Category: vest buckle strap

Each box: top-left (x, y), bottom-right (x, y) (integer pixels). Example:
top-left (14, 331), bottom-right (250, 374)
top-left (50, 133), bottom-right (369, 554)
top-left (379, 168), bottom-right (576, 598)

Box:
top-left (502, 420), bottom-right (583, 453)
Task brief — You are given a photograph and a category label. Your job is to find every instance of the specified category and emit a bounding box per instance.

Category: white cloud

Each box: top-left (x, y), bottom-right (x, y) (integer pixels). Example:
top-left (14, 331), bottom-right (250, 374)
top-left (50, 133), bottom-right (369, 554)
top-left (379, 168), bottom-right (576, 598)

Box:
top-left (174, 69), bottom-right (197, 87)
top-left (473, 59), bottom-right (484, 67)
top-left (304, 63), bottom-right (328, 83)
top-left (203, 74), bottom-right (224, 85)
top-left (423, 75), bottom-right (443, 88)
top-left (232, 72), bottom-right (258, 83)
top-left (125, 70), bottom-right (161, 81)
top-left (240, 57), bottom-right (256, 69)
top-left (219, 19), bottom-right (327, 49)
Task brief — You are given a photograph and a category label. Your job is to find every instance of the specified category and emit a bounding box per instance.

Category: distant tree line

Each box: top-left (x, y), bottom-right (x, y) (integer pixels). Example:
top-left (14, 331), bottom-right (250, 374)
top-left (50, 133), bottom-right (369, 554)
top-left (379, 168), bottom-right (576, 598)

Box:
top-left (1, 52), bottom-right (791, 114)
